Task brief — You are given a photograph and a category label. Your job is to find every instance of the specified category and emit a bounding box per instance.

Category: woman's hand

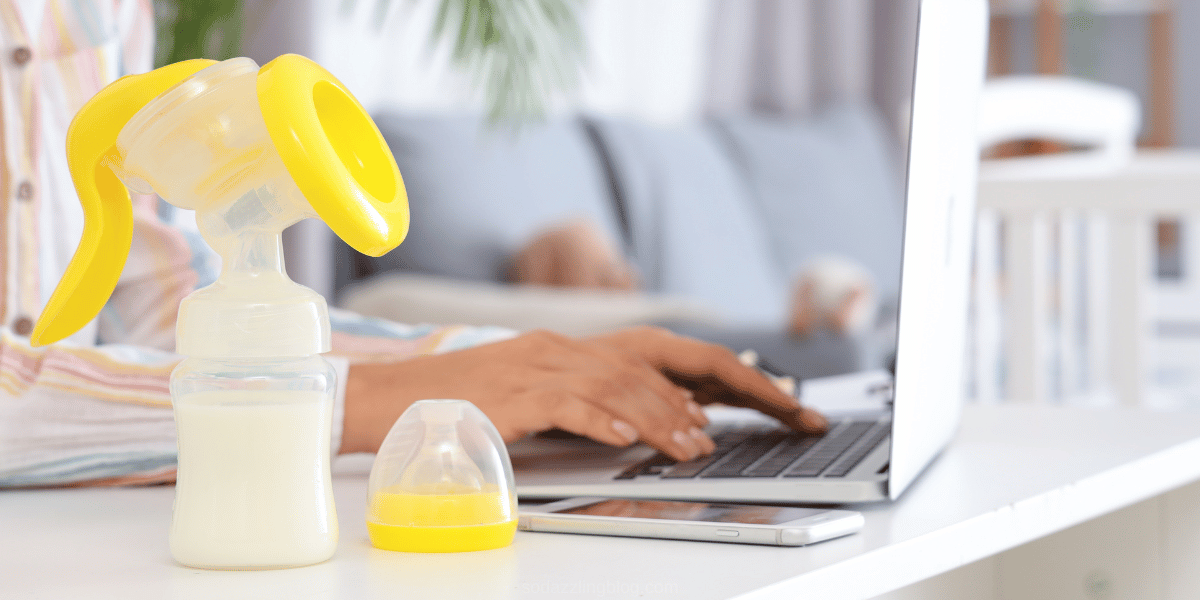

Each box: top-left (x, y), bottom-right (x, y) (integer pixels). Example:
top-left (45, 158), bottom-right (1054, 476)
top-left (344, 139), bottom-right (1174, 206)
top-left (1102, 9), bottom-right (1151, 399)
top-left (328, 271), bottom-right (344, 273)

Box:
top-left (341, 327), bottom-right (826, 461)
top-left (588, 327), bottom-right (826, 432)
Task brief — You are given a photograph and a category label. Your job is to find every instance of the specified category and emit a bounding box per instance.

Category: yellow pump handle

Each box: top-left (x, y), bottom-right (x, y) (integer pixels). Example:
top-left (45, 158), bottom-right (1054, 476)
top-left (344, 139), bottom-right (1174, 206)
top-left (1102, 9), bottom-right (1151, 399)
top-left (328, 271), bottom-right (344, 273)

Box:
top-left (31, 60), bottom-right (216, 347)
top-left (257, 54), bottom-right (409, 257)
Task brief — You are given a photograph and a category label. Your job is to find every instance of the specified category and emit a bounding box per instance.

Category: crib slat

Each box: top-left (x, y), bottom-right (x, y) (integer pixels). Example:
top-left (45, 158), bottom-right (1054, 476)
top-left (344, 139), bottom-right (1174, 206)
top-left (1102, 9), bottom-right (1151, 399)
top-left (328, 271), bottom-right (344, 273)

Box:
top-left (1108, 211), bottom-right (1152, 407)
top-left (1084, 213), bottom-right (1111, 402)
top-left (1058, 211), bottom-right (1083, 401)
top-left (1005, 212), bottom-right (1052, 403)
top-left (972, 209), bottom-right (1004, 403)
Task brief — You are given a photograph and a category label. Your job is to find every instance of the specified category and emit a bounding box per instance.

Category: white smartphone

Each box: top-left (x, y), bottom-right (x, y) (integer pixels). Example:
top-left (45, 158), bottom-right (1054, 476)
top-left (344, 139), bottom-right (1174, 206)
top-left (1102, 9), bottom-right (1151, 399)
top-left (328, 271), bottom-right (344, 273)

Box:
top-left (519, 497), bottom-right (864, 546)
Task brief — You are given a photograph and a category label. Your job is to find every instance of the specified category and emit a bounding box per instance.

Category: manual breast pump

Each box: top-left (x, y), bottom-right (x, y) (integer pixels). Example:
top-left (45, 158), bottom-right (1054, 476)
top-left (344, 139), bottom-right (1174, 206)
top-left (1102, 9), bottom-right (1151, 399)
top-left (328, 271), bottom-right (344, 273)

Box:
top-left (31, 55), bottom-right (409, 569)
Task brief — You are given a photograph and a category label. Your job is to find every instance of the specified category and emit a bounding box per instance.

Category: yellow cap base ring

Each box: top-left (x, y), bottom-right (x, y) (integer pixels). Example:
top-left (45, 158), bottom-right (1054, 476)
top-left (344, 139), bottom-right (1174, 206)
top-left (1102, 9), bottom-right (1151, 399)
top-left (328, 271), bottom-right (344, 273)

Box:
top-left (367, 520), bottom-right (517, 553)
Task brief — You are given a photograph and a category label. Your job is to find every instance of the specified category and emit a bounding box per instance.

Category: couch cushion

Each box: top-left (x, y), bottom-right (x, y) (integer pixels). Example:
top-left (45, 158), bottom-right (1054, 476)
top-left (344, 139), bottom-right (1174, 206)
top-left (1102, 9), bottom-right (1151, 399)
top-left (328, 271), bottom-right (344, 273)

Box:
top-left (341, 273), bottom-right (719, 337)
top-left (587, 117), bottom-right (786, 327)
top-left (714, 105), bottom-right (906, 300)
top-left (361, 113), bottom-right (623, 283)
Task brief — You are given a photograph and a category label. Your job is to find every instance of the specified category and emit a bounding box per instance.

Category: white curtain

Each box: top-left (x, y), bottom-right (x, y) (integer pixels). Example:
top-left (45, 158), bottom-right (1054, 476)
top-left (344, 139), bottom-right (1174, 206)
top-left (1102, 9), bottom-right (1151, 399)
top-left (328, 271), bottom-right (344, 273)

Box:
top-left (704, 0), bottom-right (918, 133)
top-left (576, 0), bottom-right (715, 124)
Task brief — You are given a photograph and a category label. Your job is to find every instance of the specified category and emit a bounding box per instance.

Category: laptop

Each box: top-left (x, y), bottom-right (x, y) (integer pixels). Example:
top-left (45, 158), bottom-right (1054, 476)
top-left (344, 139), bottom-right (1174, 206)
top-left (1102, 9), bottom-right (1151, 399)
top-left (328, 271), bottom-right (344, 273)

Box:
top-left (513, 0), bottom-right (988, 504)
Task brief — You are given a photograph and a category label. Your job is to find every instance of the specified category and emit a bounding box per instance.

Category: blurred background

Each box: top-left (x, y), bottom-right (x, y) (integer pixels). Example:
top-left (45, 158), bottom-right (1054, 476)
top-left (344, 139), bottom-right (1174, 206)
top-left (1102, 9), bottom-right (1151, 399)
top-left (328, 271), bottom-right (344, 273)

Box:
top-left (157, 0), bottom-right (1200, 409)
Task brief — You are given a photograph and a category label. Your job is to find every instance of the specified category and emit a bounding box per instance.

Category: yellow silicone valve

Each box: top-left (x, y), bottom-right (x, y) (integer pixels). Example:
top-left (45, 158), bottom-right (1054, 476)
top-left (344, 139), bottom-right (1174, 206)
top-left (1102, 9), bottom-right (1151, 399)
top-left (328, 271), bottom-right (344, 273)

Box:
top-left (256, 54), bottom-right (409, 257)
top-left (31, 59), bottom-right (216, 347)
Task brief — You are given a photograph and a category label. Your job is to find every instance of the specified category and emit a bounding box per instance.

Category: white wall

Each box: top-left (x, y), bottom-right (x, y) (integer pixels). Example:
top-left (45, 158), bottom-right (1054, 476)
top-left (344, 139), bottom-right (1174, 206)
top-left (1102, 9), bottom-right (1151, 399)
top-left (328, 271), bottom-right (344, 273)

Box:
top-left (244, 0), bottom-right (714, 124)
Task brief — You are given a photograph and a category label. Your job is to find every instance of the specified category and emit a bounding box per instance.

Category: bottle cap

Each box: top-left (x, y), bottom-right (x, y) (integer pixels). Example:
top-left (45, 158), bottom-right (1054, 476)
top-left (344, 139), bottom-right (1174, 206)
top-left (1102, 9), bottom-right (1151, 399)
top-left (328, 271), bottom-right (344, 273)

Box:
top-left (367, 399), bottom-right (517, 553)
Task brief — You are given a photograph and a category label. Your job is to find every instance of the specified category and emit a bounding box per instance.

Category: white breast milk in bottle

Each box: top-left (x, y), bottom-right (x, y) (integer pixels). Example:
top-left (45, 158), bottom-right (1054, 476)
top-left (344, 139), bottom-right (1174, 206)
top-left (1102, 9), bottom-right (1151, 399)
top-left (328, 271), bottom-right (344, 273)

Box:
top-left (170, 359), bottom-right (338, 568)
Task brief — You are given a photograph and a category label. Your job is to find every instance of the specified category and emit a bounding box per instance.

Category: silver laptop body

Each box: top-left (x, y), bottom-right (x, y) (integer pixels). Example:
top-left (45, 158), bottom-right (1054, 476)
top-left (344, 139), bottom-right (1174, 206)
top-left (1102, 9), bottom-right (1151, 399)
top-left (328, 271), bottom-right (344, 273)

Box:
top-left (514, 0), bottom-right (988, 504)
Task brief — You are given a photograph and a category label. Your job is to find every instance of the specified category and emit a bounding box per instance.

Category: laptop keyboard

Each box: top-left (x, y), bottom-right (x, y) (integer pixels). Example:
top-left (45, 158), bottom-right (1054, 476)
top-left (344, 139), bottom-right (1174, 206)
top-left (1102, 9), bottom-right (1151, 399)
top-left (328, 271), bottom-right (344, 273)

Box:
top-left (614, 420), bottom-right (888, 481)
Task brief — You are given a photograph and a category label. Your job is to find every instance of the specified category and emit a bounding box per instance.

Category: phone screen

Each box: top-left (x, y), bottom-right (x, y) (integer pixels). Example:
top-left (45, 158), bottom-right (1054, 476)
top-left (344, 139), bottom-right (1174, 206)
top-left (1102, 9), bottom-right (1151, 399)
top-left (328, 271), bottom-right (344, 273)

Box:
top-left (556, 499), bottom-right (824, 525)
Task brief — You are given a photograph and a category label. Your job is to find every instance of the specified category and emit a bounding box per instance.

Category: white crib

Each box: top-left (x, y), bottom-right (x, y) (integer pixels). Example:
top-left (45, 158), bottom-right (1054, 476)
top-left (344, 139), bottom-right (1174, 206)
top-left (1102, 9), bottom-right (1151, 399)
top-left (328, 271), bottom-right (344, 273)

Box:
top-left (972, 150), bottom-right (1200, 406)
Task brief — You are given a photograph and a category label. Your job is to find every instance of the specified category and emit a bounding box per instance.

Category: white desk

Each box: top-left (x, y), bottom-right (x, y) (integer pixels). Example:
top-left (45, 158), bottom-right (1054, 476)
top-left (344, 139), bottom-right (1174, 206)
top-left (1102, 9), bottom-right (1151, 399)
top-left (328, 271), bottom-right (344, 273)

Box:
top-left (5, 404), bottom-right (1200, 600)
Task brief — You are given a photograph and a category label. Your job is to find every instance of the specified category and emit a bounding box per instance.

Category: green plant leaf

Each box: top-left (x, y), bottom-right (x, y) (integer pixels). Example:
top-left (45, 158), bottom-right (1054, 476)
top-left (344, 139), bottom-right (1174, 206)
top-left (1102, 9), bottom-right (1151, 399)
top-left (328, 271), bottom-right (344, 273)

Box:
top-left (430, 0), bottom-right (586, 124)
top-left (153, 0), bottom-right (244, 67)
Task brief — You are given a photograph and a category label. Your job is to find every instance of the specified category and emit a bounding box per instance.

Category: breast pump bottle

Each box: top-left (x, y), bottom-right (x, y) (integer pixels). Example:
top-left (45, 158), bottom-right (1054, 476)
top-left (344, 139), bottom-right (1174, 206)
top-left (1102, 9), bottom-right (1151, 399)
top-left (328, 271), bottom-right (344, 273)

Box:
top-left (31, 56), bottom-right (409, 569)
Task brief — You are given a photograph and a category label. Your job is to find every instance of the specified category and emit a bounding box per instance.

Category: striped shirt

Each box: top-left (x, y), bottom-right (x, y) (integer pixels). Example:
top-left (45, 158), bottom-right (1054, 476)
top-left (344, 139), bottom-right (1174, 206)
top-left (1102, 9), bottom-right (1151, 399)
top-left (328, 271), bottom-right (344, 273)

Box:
top-left (0, 0), bottom-right (512, 487)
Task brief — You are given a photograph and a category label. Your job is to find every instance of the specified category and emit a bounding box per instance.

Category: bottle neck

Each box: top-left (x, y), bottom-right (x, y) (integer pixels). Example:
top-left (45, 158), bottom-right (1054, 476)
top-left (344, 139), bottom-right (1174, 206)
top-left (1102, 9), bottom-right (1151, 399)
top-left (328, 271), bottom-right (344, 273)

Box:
top-left (175, 182), bottom-right (329, 359)
top-left (174, 189), bottom-right (331, 359)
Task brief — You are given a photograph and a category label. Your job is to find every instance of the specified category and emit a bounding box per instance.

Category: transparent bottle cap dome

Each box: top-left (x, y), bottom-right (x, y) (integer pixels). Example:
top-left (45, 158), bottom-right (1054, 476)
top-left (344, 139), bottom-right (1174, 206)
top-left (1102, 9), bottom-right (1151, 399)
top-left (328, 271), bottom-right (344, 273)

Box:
top-left (367, 399), bottom-right (517, 553)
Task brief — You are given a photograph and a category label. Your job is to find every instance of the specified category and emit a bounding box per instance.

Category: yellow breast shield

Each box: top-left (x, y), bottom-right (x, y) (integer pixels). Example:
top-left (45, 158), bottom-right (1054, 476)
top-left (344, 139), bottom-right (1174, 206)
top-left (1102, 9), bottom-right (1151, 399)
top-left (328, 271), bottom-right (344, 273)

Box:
top-left (31, 55), bottom-right (409, 352)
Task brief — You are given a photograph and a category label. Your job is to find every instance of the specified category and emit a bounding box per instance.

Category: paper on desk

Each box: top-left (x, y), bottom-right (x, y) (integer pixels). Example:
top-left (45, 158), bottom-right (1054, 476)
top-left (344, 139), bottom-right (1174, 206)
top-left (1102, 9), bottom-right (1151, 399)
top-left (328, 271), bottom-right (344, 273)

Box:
top-left (799, 369), bottom-right (893, 414)
top-left (704, 369), bottom-right (892, 427)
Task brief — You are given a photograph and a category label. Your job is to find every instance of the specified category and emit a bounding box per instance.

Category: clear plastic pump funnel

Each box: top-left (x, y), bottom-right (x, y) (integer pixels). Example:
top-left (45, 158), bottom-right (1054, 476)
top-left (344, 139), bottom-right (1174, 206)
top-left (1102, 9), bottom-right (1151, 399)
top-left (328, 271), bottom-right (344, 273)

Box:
top-left (367, 400), bottom-right (517, 552)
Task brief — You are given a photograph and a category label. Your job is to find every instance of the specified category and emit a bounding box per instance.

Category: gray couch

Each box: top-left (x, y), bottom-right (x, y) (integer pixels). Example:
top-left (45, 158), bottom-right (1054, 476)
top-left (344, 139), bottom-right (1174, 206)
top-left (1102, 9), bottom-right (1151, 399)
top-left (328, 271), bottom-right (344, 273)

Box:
top-left (334, 106), bottom-right (905, 378)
